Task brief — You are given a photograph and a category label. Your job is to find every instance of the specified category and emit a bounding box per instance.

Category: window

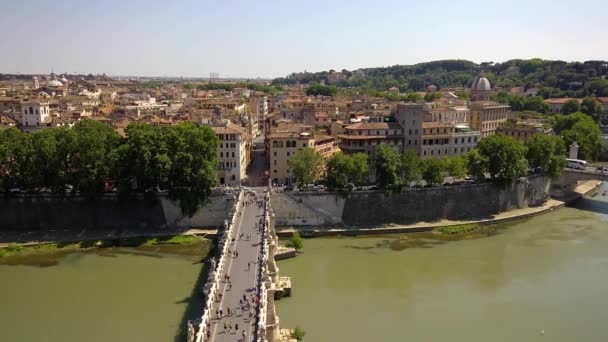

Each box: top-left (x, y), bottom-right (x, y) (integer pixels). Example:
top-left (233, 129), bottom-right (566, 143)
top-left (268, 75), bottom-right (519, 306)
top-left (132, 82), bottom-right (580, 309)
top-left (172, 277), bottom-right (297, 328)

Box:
top-left (232, 152), bottom-right (235, 158)
top-left (273, 141), bottom-right (278, 148)
top-left (220, 143), bottom-right (223, 148)
top-left (415, 129), bottom-right (418, 134)
top-left (287, 152), bottom-right (290, 156)
top-left (408, 140), bottom-right (411, 145)
top-left (423, 150), bottom-right (427, 156)
top-left (273, 170), bottom-right (277, 173)
top-left (220, 152), bottom-right (223, 158)
top-left (302, 143), bottom-right (306, 147)
top-left (431, 150), bottom-right (434, 155)
top-left (274, 160), bottom-right (277, 165)
top-left (274, 152), bottom-right (277, 156)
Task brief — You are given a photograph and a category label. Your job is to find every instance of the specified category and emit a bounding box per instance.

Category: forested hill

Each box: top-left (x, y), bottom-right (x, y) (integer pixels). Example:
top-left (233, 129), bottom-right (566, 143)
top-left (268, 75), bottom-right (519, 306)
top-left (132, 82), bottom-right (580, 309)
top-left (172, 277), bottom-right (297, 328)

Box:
top-left (272, 59), bottom-right (608, 98)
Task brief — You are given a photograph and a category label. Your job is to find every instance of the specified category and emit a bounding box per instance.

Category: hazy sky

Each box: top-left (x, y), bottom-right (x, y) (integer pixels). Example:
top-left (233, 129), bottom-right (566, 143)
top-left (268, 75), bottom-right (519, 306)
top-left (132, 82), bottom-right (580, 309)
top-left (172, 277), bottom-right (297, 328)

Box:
top-left (1, 0), bottom-right (606, 78)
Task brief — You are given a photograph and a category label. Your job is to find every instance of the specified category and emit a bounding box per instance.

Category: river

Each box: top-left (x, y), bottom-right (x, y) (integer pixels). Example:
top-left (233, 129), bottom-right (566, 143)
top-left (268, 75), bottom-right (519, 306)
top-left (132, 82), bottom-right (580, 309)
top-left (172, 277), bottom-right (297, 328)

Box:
top-left (0, 248), bottom-right (205, 342)
top-left (276, 186), bottom-right (608, 342)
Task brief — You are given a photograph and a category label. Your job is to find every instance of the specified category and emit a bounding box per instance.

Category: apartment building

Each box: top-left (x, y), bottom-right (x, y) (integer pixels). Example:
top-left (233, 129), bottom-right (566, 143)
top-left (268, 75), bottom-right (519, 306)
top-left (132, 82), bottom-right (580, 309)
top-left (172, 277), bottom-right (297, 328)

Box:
top-left (211, 123), bottom-right (249, 185)
top-left (421, 122), bottom-right (481, 159)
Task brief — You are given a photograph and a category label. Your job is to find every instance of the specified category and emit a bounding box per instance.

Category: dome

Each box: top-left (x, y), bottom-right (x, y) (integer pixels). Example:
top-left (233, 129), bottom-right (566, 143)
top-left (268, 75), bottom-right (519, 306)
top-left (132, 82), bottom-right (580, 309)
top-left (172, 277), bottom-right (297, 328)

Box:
top-left (472, 77), bottom-right (491, 91)
top-left (47, 79), bottom-right (63, 87)
top-left (60, 75), bottom-right (68, 83)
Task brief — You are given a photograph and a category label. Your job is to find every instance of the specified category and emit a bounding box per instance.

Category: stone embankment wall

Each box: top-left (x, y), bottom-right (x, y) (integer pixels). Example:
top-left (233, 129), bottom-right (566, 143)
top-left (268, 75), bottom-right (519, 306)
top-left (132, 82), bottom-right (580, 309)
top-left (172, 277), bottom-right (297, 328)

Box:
top-left (0, 192), bottom-right (236, 231)
top-left (271, 175), bottom-right (551, 227)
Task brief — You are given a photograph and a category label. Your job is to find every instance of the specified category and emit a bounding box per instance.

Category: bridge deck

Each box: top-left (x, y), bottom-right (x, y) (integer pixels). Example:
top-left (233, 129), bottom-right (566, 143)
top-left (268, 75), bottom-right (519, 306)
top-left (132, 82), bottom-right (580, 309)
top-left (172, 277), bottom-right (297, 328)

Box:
top-left (208, 191), bottom-right (264, 342)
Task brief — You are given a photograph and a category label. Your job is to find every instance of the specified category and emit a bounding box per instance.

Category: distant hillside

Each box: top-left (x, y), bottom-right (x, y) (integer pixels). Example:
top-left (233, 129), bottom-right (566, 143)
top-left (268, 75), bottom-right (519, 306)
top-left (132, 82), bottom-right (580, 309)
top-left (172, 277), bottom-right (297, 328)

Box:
top-left (272, 59), bottom-right (608, 98)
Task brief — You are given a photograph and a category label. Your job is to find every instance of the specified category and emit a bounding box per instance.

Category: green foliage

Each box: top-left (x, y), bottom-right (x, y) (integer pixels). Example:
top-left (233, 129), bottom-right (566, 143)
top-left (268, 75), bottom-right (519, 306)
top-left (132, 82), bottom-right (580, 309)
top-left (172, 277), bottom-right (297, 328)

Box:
top-left (495, 93), bottom-right (549, 113)
top-left (423, 92), bottom-right (442, 102)
top-left (325, 152), bottom-right (368, 194)
top-left (288, 148), bottom-right (325, 186)
top-left (580, 96), bottom-right (603, 122)
top-left (399, 150), bottom-right (421, 187)
top-left (305, 83), bottom-right (338, 97)
top-left (444, 156), bottom-right (467, 180)
top-left (464, 150), bottom-right (486, 182)
top-left (421, 159), bottom-right (444, 186)
top-left (437, 224), bottom-right (480, 235)
top-left (525, 134), bottom-right (566, 176)
top-left (477, 134), bottom-right (528, 183)
top-left (561, 99), bottom-right (580, 114)
top-left (0, 120), bottom-right (218, 216)
top-left (553, 112), bottom-right (603, 161)
top-left (292, 326), bottom-right (306, 341)
top-left (375, 144), bottom-right (402, 191)
top-left (287, 232), bottom-right (304, 251)
top-left (138, 80), bottom-right (162, 89)
top-left (196, 82), bottom-right (281, 94)
top-left (274, 59), bottom-right (608, 94)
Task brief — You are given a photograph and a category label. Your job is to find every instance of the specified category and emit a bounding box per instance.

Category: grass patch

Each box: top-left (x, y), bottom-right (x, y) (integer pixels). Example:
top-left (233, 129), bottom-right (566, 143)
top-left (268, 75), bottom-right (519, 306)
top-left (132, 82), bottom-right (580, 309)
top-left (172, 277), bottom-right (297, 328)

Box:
top-left (436, 224), bottom-right (480, 235)
top-left (0, 235), bottom-right (211, 266)
top-left (142, 235), bottom-right (204, 246)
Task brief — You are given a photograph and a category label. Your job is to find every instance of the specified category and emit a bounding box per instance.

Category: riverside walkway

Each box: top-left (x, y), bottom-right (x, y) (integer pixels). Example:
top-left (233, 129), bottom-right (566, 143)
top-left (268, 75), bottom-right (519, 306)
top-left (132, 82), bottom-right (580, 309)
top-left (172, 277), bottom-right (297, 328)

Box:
top-left (189, 188), bottom-right (286, 342)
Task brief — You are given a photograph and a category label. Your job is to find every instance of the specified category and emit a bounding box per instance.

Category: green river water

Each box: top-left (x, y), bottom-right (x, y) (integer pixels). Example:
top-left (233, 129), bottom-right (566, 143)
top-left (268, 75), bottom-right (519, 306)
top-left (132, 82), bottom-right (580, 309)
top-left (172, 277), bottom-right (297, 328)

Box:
top-left (0, 249), bottom-right (204, 342)
top-left (2, 187), bottom-right (608, 341)
top-left (276, 186), bottom-right (608, 342)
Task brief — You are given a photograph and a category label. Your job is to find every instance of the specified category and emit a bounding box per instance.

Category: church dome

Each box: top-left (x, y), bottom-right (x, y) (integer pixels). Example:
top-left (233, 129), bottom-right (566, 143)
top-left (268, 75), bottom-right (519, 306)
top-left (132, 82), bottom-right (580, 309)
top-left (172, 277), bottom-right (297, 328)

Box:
top-left (47, 79), bottom-right (63, 87)
top-left (60, 75), bottom-right (68, 83)
top-left (472, 77), bottom-right (491, 91)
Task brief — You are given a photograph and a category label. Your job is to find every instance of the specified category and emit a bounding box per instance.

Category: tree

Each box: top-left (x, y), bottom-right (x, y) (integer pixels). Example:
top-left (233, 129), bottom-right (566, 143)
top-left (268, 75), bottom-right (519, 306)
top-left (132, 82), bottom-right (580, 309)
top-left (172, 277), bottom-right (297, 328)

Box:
top-left (561, 99), bottom-right (580, 114)
top-left (525, 134), bottom-right (566, 176)
top-left (66, 119), bottom-right (120, 196)
top-left (421, 158), bottom-right (444, 186)
top-left (580, 96), bottom-right (603, 122)
top-left (465, 150), bottom-right (486, 182)
top-left (553, 112), bottom-right (603, 161)
top-left (477, 134), bottom-right (528, 183)
top-left (0, 128), bottom-right (32, 192)
top-left (375, 144), bottom-right (401, 190)
top-left (325, 152), bottom-right (353, 193)
top-left (288, 231), bottom-right (304, 251)
top-left (398, 150), bottom-right (421, 187)
top-left (305, 83), bottom-right (337, 96)
top-left (288, 148), bottom-right (325, 186)
top-left (292, 326), bottom-right (306, 341)
top-left (562, 120), bottom-right (603, 161)
top-left (444, 156), bottom-right (467, 180)
top-left (350, 153), bottom-right (369, 185)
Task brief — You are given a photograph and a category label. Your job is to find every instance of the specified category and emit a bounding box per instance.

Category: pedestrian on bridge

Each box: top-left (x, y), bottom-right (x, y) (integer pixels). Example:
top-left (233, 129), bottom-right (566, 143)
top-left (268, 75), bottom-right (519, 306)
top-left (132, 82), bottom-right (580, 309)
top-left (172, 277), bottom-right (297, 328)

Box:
top-left (235, 323), bottom-right (239, 331)
top-left (242, 330), bottom-right (247, 339)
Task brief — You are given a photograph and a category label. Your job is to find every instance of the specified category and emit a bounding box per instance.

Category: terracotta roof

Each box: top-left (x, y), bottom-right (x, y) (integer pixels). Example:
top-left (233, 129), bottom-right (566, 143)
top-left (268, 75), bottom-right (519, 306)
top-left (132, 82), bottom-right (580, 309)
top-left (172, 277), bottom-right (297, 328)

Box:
top-left (337, 134), bottom-right (400, 140)
top-left (596, 97), bottom-right (608, 104)
top-left (211, 123), bottom-right (245, 135)
top-left (345, 122), bottom-right (402, 130)
top-left (422, 122), bottom-right (454, 128)
top-left (544, 98), bottom-right (582, 104)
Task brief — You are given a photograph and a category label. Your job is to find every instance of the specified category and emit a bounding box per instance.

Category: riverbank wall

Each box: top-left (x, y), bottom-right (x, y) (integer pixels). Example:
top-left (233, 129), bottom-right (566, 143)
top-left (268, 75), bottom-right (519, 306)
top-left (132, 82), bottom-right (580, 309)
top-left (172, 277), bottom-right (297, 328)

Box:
top-left (0, 192), bottom-right (237, 231)
top-left (274, 179), bottom-right (602, 237)
top-left (272, 175), bottom-right (551, 228)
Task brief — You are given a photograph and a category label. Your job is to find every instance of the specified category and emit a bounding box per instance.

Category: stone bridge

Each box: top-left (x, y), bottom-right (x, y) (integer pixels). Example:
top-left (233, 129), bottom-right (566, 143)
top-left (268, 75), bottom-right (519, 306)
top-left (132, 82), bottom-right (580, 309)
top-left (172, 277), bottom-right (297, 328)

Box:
top-left (187, 187), bottom-right (291, 342)
top-left (552, 168), bottom-right (607, 197)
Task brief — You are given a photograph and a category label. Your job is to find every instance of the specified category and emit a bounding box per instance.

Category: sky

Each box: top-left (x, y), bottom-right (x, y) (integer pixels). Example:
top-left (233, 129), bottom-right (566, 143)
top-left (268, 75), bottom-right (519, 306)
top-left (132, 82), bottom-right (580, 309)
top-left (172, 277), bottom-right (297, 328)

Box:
top-left (0, 0), bottom-right (607, 78)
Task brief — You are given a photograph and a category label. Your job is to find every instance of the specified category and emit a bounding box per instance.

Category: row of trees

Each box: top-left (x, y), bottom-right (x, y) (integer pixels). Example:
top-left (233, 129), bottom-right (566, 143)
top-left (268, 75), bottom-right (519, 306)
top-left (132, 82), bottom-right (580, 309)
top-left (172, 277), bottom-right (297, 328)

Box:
top-left (305, 83), bottom-right (338, 97)
top-left (287, 133), bottom-right (567, 193)
top-left (273, 59), bottom-right (608, 94)
top-left (0, 120), bottom-right (219, 215)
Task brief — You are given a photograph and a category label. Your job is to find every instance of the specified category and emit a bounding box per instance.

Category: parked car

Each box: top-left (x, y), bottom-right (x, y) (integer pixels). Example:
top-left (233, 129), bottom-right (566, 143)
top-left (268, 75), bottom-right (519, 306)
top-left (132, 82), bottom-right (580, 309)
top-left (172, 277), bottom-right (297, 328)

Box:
top-left (284, 185), bottom-right (295, 191)
top-left (313, 185), bottom-right (326, 191)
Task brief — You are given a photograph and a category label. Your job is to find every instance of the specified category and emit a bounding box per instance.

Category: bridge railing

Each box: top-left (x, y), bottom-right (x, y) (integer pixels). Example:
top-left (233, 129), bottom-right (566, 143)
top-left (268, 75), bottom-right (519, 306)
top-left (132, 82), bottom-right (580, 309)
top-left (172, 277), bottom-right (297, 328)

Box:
top-left (191, 191), bottom-right (244, 342)
top-left (253, 191), bottom-right (271, 342)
